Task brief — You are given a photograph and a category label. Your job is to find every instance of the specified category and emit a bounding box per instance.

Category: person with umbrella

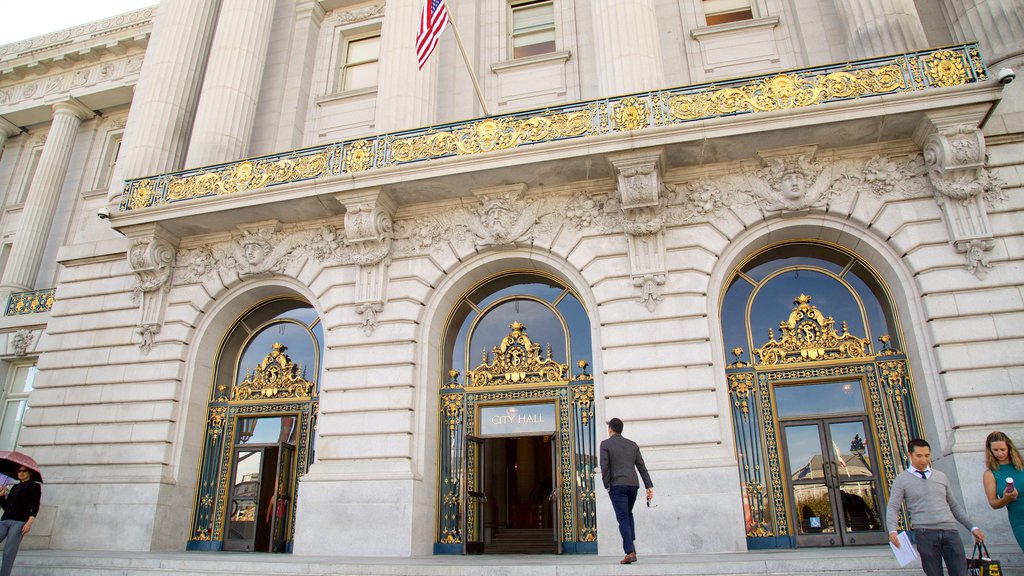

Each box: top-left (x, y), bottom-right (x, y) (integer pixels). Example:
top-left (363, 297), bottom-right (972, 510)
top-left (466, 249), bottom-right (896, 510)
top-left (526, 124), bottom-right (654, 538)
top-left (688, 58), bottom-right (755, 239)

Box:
top-left (0, 451), bottom-right (41, 576)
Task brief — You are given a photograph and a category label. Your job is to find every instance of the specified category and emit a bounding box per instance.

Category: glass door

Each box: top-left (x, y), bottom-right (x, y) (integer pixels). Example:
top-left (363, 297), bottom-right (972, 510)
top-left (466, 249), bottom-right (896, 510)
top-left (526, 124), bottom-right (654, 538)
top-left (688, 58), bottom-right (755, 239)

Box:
top-left (782, 417), bottom-right (886, 546)
top-left (224, 447), bottom-right (264, 551)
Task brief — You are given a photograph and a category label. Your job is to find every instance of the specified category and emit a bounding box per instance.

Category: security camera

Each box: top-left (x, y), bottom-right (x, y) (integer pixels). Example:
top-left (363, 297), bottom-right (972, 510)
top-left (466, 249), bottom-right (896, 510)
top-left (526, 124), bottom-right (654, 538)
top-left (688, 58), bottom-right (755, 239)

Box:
top-left (997, 68), bottom-right (1016, 85)
top-left (96, 206), bottom-right (110, 219)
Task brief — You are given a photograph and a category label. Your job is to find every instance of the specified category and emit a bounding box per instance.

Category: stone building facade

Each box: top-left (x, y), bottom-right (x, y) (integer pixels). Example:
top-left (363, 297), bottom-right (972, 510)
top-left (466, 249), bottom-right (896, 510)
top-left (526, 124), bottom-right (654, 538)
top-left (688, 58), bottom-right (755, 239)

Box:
top-left (0, 0), bottom-right (1022, 558)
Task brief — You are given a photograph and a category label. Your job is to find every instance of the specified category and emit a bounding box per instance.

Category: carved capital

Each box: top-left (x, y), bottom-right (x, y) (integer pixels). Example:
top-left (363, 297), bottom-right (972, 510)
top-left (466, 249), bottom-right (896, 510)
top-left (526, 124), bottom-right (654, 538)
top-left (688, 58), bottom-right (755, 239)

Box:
top-left (11, 329), bottom-right (34, 357)
top-left (339, 189), bottom-right (395, 266)
top-left (127, 225), bottom-right (178, 300)
top-left (922, 124), bottom-right (987, 202)
top-left (608, 149), bottom-right (664, 211)
top-left (125, 224), bottom-right (179, 354)
top-left (914, 109), bottom-right (996, 278)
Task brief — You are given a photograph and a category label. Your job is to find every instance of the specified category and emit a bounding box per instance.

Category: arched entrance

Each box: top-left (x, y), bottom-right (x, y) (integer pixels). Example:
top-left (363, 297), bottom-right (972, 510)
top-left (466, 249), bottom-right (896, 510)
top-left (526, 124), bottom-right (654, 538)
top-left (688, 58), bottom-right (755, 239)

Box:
top-left (721, 241), bottom-right (924, 549)
top-left (186, 297), bottom-right (322, 552)
top-left (433, 271), bottom-right (597, 555)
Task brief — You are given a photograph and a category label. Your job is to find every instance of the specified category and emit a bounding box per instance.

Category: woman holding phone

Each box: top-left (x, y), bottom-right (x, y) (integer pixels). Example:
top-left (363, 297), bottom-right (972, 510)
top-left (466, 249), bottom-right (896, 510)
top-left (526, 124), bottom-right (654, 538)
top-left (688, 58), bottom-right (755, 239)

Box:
top-left (983, 431), bottom-right (1024, 550)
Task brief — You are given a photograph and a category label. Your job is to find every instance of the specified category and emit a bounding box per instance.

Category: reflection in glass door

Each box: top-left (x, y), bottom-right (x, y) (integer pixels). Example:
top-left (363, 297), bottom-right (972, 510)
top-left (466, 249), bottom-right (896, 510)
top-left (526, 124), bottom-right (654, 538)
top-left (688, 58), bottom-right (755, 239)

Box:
top-left (782, 418), bottom-right (886, 546)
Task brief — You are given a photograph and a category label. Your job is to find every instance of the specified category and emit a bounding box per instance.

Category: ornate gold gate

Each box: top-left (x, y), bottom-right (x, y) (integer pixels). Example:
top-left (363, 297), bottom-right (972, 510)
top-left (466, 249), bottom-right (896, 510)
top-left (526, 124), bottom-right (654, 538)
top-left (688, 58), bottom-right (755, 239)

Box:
top-left (726, 295), bottom-right (922, 548)
top-left (434, 321), bottom-right (597, 554)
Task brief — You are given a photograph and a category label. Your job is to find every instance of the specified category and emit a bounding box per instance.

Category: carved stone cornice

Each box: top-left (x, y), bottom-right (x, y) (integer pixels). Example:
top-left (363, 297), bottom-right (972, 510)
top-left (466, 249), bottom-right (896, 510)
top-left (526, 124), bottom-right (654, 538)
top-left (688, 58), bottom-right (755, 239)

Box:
top-left (125, 224), bottom-right (179, 354)
top-left (0, 54), bottom-right (145, 110)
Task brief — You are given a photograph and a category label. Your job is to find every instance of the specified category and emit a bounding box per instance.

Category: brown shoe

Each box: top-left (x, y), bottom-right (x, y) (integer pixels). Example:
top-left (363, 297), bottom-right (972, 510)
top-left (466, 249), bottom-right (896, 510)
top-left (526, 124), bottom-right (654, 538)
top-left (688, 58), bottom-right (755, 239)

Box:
top-left (620, 552), bottom-right (637, 564)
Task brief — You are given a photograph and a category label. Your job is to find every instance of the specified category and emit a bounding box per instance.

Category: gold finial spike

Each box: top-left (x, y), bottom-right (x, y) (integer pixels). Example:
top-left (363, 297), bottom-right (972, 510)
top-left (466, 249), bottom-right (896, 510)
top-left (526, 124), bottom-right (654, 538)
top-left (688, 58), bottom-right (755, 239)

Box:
top-left (509, 320), bottom-right (525, 332)
top-left (732, 347), bottom-right (744, 361)
top-left (794, 294), bottom-right (811, 306)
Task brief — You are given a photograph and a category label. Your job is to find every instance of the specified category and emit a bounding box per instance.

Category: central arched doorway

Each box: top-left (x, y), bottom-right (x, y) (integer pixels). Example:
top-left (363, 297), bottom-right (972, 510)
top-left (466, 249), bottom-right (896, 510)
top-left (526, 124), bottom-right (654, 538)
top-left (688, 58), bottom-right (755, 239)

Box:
top-left (433, 271), bottom-right (597, 555)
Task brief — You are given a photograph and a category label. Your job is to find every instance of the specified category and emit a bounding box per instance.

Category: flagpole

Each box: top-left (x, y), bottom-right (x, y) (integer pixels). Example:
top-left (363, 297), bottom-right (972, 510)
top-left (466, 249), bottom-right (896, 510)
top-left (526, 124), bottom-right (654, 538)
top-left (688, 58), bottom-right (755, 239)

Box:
top-left (446, 16), bottom-right (491, 117)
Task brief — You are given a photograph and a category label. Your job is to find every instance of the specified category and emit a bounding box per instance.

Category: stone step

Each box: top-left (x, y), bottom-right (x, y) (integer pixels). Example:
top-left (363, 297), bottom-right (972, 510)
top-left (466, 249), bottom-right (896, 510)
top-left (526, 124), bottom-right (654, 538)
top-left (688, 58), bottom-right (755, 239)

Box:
top-left (15, 545), bottom-right (1024, 576)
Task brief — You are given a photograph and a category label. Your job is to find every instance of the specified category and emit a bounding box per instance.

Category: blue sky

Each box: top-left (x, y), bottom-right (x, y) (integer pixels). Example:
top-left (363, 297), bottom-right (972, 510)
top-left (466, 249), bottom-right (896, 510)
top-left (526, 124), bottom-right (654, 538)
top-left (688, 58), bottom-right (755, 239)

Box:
top-left (1, 0), bottom-right (157, 46)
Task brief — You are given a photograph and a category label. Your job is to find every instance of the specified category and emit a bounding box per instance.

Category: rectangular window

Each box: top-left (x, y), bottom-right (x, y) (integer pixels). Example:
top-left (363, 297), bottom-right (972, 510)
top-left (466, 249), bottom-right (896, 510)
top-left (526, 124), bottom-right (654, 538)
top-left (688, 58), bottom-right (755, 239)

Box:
top-left (511, 0), bottom-right (556, 59)
top-left (703, 0), bottom-right (754, 26)
top-left (0, 364), bottom-right (35, 452)
top-left (340, 33), bottom-right (380, 92)
top-left (95, 133), bottom-right (123, 190)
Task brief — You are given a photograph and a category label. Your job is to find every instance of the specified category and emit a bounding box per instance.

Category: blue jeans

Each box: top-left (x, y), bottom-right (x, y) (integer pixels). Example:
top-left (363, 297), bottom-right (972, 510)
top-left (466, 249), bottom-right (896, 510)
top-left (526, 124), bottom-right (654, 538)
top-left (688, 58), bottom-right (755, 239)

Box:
top-left (0, 519), bottom-right (25, 576)
top-left (913, 528), bottom-right (967, 576)
top-left (609, 485), bottom-right (639, 555)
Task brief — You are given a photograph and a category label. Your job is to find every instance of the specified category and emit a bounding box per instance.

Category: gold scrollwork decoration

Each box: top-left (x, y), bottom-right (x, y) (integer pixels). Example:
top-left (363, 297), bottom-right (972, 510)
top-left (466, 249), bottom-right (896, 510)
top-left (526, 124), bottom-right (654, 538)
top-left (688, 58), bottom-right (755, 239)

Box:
top-left (231, 343), bottom-right (314, 401)
top-left (127, 179), bottom-right (156, 210)
top-left (613, 97), bottom-right (649, 131)
top-left (467, 321), bottom-right (568, 387)
top-left (165, 151), bottom-right (329, 202)
top-left (924, 50), bottom-right (969, 87)
top-left (669, 66), bottom-right (905, 121)
top-left (5, 288), bottom-right (56, 316)
top-left (571, 385), bottom-right (594, 425)
top-left (441, 394), bottom-right (463, 432)
top-left (728, 372), bottom-right (755, 416)
top-left (754, 294), bottom-right (871, 366)
top-left (343, 140), bottom-right (374, 172)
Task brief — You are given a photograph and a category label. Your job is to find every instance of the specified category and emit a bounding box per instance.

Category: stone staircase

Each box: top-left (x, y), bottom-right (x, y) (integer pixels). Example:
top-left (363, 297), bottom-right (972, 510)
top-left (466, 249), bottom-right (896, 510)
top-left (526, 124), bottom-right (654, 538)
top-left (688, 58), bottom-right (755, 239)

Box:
top-left (15, 544), bottom-right (1023, 576)
top-left (486, 527), bottom-right (558, 554)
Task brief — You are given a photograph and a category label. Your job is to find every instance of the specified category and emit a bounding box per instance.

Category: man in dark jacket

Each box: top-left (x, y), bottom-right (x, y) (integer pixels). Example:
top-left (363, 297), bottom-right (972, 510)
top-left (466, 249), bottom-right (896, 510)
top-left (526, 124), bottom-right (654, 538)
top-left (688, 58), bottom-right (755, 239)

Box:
top-left (600, 417), bottom-right (653, 564)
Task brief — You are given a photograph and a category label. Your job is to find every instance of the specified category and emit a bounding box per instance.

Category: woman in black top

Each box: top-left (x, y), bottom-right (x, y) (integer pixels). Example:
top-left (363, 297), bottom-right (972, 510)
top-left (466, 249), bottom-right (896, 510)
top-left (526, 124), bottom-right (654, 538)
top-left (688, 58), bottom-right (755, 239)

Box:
top-left (0, 466), bottom-right (41, 576)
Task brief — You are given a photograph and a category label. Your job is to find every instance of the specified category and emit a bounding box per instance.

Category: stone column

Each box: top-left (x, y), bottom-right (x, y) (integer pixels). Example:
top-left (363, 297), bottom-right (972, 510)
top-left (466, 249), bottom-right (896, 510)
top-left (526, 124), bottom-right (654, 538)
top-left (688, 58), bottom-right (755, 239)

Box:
top-left (0, 101), bottom-right (93, 292)
top-left (375, 0), bottom-right (438, 132)
top-left (106, 0), bottom-right (222, 207)
top-left (832, 0), bottom-right (928, 60)
top-left (0, 117), bottom-right (19, 154)
top-left (591, 0), bottom-right (665, 96)
top-left (185, 0), bottom-right (277, 168)
top-left (941, 0), bottom-right (1024, 67)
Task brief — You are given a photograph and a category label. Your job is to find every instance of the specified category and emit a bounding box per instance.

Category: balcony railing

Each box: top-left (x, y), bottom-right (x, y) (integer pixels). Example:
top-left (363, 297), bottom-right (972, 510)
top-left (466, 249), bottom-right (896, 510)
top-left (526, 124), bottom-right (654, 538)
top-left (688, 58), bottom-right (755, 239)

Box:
top-left (120, 44), bottom-right (987, 212)
top-left (5, 288), bottom-right (55, 316)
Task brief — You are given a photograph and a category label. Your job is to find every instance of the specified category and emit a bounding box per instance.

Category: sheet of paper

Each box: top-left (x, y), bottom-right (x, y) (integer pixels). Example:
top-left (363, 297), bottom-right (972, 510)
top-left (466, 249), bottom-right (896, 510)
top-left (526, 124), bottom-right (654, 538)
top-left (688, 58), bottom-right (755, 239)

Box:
top-left (889, 531), bottom-right (919, 567)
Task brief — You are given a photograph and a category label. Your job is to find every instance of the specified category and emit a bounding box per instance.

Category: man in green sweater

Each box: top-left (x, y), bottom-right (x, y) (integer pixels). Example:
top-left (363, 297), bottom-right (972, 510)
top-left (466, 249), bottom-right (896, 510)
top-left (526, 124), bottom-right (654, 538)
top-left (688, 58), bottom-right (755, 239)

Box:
top-left (886, 438), bottom-right (985, 576)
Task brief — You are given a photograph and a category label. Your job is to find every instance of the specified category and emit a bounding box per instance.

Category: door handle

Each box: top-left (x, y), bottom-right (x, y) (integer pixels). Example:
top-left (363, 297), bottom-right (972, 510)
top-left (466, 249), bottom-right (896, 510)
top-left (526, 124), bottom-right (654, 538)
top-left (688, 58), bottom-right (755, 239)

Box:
top-left (468, 490), bottom-right (487, 502)
top-left (822, 462), bottom-right (833, 488)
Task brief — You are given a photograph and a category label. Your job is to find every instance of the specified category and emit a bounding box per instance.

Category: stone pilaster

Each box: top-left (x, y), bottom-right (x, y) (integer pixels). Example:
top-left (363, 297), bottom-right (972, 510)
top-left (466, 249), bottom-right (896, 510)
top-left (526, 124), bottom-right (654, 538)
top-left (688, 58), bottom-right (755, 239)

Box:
top-left (106, 0), bottom-right (222, 207)
top-left (0, 100), bottom-right (93, 292)
top-left (608, 149), bottom-right (667, 311)
top-left (338, 190), bottom-right (395, 335)
top-left (125, 224), bottom-right (179, 354)
top-left (185, 0), bottom-right (277, 168)
top-left (0, 116), bottom-right (19, 154)
top-left (832, 0), bottom-right (928, 60)
top-left (592, 0), bottom-right (665, 96)
top-left (914, 106), bottom-right (997, 279)
top-left (375, 0), bottom-right (437, 131)
top-left (941, 0), bottom-right (1024, 66)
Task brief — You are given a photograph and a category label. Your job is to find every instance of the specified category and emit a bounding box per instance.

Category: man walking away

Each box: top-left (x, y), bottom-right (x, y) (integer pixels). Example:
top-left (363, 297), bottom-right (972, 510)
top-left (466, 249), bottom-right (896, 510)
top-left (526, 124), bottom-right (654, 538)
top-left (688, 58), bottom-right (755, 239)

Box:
top-left (600, 417), bottom-right (654, 565)
top-left (886, 438), bottom-right (985, 576)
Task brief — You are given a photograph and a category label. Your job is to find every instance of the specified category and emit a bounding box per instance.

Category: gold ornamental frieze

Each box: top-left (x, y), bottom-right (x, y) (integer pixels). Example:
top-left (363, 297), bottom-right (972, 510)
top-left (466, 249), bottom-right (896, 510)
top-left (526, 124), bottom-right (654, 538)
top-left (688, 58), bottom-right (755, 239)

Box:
top-left (231, 342), bottom-right (314, 401)
top-left (121, 44), bottom-right (986, 211)
top-left (754, 294), bottom-right (870, 366)
top-left (466, 321), bottom-right (568, 387)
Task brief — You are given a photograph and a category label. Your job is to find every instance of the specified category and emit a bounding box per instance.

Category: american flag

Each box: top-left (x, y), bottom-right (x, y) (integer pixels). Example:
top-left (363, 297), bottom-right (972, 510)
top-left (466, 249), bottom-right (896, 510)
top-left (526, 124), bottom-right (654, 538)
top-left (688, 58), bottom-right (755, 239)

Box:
top-left (416, 0), bottom-right (449, 69)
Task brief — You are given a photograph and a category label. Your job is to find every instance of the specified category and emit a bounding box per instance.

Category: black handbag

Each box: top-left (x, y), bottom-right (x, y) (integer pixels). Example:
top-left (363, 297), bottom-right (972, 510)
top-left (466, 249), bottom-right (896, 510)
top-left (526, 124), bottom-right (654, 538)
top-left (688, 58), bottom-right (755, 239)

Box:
top-left (967, 542), bottom-right (1002, 576)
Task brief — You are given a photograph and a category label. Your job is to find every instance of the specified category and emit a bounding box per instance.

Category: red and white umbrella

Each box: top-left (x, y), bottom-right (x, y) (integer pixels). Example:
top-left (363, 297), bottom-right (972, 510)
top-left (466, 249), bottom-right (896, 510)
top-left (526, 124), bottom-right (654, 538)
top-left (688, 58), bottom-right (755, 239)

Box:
top-left (0, 450), bottom-right (42, 483)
